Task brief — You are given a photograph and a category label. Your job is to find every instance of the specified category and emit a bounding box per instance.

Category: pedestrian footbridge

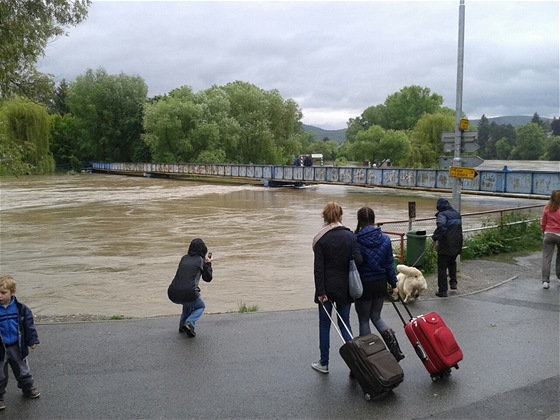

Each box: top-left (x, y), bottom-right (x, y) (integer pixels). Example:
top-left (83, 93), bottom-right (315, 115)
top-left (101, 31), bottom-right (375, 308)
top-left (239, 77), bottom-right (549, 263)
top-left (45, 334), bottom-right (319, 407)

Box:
top-left (92, 162), bottom-right (558, 198)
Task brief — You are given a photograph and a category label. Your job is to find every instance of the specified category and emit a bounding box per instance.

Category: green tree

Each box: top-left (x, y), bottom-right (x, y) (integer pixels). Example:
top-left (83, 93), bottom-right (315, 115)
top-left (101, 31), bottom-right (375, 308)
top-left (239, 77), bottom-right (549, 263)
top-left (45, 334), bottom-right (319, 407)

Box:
top-left (511, 123), bottom-right (546, 160)
top-left (48, 79), bottom-right (70, 115)
top-left (484, 122), bottom-right (516, 159)
top-left (350, 124), bottom-right (385, 164)
top-left (407, 113), bottom-right (455, 168)
top-left (67, 68), bottom-right (148, 162)
top-left (345, 86), bottom-right (449, 142)
top-left (383, 85), bottom-right (446, 131)
top-left (143, 81), bottom-right (305, 165)
top-left (309, 140), bottom-right (338, 161)
top-left (477, 115), bottom-right (491, 159)
top-left (551, 117), bottom-right (560, 136)
top-left (143, 87), bottom-right (203, 163)
top-left (378, 130), bottom-right (412, 166)
top-left (0, 0), bottom-right (90, 99)
top-left (531, 112), bottom-right (548, 130)
top-left (49, 112), bottom-right (80, 167)
top-left (543, 136), bottom-right (560, 161)
top-left (495, 137), bottom-right (512, 159)
top-left (0, 98), bottom-right (54, 175)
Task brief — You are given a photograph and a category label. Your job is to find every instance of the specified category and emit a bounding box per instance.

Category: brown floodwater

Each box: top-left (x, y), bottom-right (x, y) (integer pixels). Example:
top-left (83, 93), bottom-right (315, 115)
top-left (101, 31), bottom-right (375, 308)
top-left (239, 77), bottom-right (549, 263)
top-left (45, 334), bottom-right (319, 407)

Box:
top-left (0, 173), bottom-right (538, 318)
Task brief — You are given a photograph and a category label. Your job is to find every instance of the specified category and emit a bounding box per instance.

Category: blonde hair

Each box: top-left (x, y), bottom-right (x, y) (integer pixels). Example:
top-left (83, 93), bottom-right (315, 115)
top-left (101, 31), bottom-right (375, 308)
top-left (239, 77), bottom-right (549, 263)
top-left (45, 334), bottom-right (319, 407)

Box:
top-left (0, 275), bottom-right (16, 294)
top-left (322, 202), bottom-right (343, 224)
top-left (546, 190), bottom-right (560, 213)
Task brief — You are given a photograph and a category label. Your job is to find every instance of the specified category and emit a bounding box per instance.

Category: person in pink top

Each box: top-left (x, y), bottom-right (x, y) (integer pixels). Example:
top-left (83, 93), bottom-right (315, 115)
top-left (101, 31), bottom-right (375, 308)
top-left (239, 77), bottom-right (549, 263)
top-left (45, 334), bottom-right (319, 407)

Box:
top-left (541, 190), bottom-right (560, 289)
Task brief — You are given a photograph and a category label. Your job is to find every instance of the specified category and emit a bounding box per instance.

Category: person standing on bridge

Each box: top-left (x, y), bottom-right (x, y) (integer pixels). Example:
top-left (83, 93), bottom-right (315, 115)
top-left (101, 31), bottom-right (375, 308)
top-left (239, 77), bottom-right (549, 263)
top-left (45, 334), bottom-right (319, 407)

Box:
top-left (432, 198), bottom-right (463, 298)
top-left (168, 238), bottom-right (213, 337)
top-left (311, 202), bottom-right (362, 374)
top-left (541, 190), bottom-right (560, 289)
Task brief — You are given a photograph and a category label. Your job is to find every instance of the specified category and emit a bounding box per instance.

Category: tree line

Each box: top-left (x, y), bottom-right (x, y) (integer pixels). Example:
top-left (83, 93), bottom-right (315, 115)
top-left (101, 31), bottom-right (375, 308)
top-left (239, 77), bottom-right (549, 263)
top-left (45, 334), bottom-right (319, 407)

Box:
top-left (1, 0), bottom-right (559, 176)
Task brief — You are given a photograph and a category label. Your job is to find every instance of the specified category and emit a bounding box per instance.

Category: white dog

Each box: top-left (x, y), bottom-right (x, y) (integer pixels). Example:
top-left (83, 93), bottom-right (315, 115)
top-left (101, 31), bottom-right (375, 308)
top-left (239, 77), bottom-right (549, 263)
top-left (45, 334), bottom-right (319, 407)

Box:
top-left (396, 264), bottom-right (428, 303)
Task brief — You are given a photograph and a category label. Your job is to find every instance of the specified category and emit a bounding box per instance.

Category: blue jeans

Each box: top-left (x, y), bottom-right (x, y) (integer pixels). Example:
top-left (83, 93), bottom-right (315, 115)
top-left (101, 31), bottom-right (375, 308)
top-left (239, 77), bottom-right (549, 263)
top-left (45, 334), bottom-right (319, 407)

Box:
top-left (179, 297), bottom-right (205, 329)
top-left (318, 301), bottom-right (352, 367)
top-left (354, 296), bottom-right (389, 337)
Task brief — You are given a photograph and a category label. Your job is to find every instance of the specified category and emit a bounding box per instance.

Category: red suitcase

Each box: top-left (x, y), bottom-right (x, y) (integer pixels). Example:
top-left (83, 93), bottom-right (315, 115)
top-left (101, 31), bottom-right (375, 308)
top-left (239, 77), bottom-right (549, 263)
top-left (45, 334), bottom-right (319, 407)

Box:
top-left (391, 297), bottom-right (463, 381)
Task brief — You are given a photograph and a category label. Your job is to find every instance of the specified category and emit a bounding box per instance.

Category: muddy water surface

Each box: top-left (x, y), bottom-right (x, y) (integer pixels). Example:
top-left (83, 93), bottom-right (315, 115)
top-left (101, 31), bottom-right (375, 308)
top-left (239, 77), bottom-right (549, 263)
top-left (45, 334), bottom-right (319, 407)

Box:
top-left (0, 174), bottom-right (537, 318)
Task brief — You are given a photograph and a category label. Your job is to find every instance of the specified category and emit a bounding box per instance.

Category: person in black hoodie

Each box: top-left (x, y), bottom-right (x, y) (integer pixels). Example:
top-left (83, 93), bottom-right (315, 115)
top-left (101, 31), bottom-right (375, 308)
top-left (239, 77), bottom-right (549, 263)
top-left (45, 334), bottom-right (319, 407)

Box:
top-left (311, 202), bottom-right (362, 374)
top-left (432, 198), bottom-right (463, 297)
top-left (168, 238), bottom-right (213, 337)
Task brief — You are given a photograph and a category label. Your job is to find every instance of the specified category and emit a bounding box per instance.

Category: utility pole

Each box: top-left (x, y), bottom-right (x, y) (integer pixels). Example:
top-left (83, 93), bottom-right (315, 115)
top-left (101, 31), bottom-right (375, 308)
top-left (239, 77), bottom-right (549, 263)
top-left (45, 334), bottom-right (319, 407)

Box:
top-left (452, 0), bottom-right (466, 213)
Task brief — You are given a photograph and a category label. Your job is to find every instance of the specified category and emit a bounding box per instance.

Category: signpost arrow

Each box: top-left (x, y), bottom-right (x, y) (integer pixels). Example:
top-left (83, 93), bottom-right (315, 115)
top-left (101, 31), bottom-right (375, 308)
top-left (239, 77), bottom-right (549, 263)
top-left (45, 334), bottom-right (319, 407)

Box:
top-left (441, 132), bottom-right (477, 143)
top-left (449, 166), bottom-right (479, 179)
top-left (460, 155), bottom-right (484, 167)
top-left (462, 141), bottom-right (480, 153)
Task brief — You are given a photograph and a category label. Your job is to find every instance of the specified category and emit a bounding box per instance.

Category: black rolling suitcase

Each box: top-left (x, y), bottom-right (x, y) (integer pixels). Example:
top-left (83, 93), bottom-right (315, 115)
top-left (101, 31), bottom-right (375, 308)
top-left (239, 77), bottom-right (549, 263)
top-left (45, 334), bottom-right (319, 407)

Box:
top-left (322, 302), bottom-right (404, 400)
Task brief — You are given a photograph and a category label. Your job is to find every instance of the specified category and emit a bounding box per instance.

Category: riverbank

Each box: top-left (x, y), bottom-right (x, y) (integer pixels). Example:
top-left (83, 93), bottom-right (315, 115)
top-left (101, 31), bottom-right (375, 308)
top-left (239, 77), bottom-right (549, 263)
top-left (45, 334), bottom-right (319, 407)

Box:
top-left (33, 250), bottom-right (547, 324)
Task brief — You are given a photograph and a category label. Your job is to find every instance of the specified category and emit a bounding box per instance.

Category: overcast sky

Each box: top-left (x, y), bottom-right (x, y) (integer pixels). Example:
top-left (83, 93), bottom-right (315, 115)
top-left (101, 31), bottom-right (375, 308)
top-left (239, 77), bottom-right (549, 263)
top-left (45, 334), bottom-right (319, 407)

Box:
top-left (38, 1), bottom-right (559, 130)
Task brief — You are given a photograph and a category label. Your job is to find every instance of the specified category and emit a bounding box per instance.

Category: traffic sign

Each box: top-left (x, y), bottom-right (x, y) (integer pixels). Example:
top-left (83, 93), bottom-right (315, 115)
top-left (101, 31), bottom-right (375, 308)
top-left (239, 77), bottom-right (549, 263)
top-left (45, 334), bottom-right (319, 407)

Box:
top-left (449, 166), bottom-right (479, 179)
top-left (459, 118), bottom-right (469, 131)
top-left (441, 132), bottom-right (477, 142)
top-left (461, 156), bottom-right (484, 167)
top-left (439, 156), bottom-right (484, 169)
top-left (462, 141), bottom-right (480, 153)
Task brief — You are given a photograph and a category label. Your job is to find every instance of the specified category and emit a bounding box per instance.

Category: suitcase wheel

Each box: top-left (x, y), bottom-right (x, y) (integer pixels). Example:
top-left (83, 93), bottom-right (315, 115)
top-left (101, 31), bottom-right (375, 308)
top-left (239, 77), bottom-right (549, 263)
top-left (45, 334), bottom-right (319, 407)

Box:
top-left (431, 369), bottom-right (452, 381)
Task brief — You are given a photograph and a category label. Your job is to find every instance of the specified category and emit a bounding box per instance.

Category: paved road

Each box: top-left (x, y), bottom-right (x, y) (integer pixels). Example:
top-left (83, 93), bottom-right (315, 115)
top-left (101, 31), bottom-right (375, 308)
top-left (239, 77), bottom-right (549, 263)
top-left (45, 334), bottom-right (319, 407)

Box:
top-left (4, 275), bottom-right (559, 419)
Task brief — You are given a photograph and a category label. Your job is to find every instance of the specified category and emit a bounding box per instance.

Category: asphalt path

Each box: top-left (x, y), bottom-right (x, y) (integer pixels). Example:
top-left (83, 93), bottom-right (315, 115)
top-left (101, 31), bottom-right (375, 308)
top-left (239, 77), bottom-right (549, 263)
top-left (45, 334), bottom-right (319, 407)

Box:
top-left (3, 274), bottom-right (559, 419)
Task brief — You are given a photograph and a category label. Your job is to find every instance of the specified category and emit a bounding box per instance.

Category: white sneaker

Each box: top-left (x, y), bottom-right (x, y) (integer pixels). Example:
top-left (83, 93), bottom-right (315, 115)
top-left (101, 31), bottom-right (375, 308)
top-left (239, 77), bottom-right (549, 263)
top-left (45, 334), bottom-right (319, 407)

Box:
top-left (543, 282), bottom-right (550, 289)
top-left (311, 361), bottom-right (328, 374)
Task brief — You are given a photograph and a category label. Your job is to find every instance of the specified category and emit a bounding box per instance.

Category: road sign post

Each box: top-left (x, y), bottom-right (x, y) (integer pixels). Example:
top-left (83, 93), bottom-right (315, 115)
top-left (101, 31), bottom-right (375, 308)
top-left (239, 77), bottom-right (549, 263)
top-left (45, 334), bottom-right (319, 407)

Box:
top-left (449, 166), bottom-right (479, 179)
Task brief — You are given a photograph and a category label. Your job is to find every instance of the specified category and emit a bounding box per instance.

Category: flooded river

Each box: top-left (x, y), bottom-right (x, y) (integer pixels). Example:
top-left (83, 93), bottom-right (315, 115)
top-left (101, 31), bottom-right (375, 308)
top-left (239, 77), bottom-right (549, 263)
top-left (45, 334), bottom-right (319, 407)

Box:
top-left (0, 174), bottom-right (540, 318)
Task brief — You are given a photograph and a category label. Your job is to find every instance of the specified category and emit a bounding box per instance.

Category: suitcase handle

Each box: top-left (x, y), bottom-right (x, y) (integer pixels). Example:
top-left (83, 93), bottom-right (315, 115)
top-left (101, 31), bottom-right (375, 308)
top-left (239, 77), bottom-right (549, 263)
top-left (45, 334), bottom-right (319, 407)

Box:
top-left (320, 301), bottom-right (353, 344)
top-left (388, 293), bottom-right (415, 326)
top-left (414, 343), bottom-right (428, 361)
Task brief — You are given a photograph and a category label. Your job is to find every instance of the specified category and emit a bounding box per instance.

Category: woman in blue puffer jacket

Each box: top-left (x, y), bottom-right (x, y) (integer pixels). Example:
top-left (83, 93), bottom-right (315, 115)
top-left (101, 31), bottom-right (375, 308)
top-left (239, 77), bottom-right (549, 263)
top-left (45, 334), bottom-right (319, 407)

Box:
top-left (354, 206), bottom-right (404, 362)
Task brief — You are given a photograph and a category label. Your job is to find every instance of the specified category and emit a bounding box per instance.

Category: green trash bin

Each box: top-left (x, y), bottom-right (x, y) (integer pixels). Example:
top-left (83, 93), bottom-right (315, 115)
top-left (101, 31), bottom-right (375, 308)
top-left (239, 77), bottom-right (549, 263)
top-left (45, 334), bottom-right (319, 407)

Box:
top-left (406, 230), bottom-right (427, 267)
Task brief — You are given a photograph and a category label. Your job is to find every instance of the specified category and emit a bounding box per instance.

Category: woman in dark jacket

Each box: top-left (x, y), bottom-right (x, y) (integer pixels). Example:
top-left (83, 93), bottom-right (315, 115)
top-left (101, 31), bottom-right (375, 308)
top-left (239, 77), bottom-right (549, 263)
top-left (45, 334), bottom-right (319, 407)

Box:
top-left (168, 238), bottom-right (213, 337)
top-left (354, 207), bottom-right (404, 362)
top-left (311, 202), bottom-right (362, 374)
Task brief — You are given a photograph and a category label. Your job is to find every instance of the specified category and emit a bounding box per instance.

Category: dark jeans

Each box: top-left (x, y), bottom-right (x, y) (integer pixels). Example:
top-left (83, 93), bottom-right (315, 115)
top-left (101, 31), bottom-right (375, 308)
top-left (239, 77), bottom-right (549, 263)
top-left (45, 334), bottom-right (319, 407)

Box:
top-left (437, 254), bottom-right (458, 292)
top-left (318, 301), bottom-right (352, 367)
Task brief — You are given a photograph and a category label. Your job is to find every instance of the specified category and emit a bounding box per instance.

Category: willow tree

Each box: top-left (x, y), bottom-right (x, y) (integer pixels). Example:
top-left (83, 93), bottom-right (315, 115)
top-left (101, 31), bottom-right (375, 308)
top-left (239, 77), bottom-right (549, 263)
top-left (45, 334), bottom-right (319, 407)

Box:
top-left (143, 82), bottom-right (305, 165)
top-left (0, 98), bottom-right (54, 175)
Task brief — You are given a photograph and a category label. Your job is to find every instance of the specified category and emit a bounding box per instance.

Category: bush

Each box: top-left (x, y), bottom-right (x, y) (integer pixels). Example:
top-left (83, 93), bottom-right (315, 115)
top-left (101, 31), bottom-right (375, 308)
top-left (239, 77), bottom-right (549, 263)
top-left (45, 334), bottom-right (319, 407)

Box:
top-left (461, 213), bottom-right (542, 260)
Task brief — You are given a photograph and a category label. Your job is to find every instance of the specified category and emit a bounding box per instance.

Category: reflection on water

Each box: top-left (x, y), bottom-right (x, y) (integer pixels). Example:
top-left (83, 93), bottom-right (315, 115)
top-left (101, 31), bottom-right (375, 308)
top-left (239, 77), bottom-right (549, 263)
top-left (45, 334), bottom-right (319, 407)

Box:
top-left (0, 174), bottom-right (538, 318)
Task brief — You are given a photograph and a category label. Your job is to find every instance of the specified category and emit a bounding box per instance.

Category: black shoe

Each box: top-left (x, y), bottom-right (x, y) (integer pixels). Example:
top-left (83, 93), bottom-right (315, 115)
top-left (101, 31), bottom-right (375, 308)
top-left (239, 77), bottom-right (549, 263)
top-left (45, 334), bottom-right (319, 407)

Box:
top-left (185, 321), bottom-right (196, 337)
top-left (435, 291), bottom-right (448, 298)
top-left (178, 325), bottom-right (187, 333)
top-left (23, 387), bottom-right (40, 398)
top-left (450, 283), bottom-right (457, 290)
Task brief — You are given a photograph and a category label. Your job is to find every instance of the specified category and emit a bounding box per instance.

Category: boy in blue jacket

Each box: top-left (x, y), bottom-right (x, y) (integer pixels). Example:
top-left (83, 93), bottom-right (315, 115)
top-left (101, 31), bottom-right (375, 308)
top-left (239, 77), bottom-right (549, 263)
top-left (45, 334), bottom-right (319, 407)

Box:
top-left (0, 275), bottom-right (40, 410)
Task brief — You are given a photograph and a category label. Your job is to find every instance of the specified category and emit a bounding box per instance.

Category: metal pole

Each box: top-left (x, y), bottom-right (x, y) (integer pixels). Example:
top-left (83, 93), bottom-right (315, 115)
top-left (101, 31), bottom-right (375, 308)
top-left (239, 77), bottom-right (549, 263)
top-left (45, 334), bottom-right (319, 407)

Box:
top-left (452, 0), bottom-right (465, 214)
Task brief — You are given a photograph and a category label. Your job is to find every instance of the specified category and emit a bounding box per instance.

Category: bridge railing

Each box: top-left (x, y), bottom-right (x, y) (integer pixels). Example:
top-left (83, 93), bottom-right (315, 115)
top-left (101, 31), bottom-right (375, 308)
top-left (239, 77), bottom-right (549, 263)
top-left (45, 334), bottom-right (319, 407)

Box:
top-left (92, 162), bottom-right (559, 197)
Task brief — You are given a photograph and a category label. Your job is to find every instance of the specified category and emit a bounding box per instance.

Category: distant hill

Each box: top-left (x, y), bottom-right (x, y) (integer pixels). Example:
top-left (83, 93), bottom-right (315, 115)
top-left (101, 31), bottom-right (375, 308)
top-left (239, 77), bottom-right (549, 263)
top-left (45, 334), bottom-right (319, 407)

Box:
top-left (303, 116), bottom-right (553, 143)
top-left (302, 124), bottom-right (346, 144)
top-left (471, 115), bottom-right (553, 127)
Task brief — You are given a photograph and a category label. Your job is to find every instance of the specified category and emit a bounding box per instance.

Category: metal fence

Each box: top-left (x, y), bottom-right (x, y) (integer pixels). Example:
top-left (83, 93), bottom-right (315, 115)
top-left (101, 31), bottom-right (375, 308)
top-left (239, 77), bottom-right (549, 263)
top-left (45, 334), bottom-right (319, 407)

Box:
top-left (377, 204), bottom-right (544, 264)
top-left (92, 162), bottom-right (559, 197)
